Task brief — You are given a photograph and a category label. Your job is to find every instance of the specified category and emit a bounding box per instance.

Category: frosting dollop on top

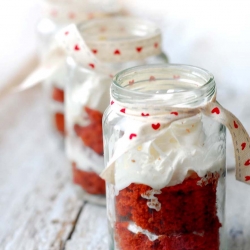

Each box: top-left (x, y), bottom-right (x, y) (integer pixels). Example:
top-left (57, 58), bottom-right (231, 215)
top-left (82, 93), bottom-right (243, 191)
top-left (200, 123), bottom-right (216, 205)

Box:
top-left (114, 114), bottom-right (225, 192)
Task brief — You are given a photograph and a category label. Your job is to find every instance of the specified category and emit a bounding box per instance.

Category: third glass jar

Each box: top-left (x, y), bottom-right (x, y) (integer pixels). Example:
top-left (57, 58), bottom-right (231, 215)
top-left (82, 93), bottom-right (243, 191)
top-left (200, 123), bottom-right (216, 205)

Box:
top-left (38, 0), bottom-right (121, 135)
top-left (103, 64), bottom-right (226, 249)
top-left (65, 17), bottom-right (168, 204)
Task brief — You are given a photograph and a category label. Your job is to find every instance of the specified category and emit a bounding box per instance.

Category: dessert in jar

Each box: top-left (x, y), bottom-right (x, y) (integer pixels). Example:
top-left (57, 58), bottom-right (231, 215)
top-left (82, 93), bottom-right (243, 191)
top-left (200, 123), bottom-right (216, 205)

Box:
top-left (37, 0), bottom-right (120, 135)
top-left (65, 17), bottom-right (168, 204)
top-left (102, 64), bottom-right (228, 249)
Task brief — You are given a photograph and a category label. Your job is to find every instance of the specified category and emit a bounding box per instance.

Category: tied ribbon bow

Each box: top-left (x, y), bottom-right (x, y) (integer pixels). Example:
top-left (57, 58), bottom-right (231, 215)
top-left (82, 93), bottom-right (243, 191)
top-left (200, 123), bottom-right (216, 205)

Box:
top-left (100, 96), bottom-right (250, 185)
top-left (18, 19), bottom-right (162, 91)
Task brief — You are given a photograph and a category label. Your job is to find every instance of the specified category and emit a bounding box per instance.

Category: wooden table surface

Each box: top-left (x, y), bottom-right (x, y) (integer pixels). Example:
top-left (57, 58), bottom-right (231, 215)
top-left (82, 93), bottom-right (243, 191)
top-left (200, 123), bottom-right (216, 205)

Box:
top-left (1, 85), bottom-right (250, 250)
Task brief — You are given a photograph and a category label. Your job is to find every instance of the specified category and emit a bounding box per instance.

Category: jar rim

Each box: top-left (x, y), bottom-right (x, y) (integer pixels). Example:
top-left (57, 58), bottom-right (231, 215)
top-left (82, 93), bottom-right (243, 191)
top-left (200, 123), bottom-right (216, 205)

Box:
top-left (78, 17), bottom-right (161, 43)
top-left (111, 64), bottom-right (216, 108)
top-left (76, 17), bottom-right (162, 63)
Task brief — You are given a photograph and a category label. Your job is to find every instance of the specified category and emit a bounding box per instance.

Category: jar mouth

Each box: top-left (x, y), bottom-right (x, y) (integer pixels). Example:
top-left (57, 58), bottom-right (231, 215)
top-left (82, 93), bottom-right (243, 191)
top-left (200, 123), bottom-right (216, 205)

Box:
top-left (112, 64), bottom-right (216, 108)
top-left (78, 17), bottom-right (161, 43)
top-left (77, 17), bottom-right (162, 63)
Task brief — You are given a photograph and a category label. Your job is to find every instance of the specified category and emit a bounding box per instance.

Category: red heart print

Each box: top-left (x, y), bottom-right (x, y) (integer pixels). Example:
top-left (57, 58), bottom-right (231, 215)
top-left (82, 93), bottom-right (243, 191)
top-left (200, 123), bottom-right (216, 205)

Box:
top-left (154, 42), bottom-right (158, 48)
top-left (88, 13), bottom-right (94, 19)
top-left (100, 26), bottom-right (106, 32)
top-left (91, 49), bottom-right (98, 54)
top-left (149, 76), bottom-right (155, 81)
top-left (244, 159), bottom-right (250, 166)
top-left (114, 49), bottom-right (121, 55)
top-left (141, 113), bottom-right (149, 116)
top-left (136, 47), bottom-right (143, 53)
top-left (74, 44), bottom-right (80, 51)
top-left (129, 133), bottom-right (137, 140)
top-left (65, 31), bottom-right (69, 35)
top-left (68, 12), bottom-right (75, 19)
top-left (120, 108), bottom-right (126, 113)
top-left (211, 107), bottom-right (220, 115)
top-left (129, 80), bottom-right (134, 85)
top-left (109, 74), bottom-right (113, 78)
top-left (171, 112), bottom-right (178, 116)
top-left (173, 75), bottom-right (180, 79)
top-left (152, 123), bottom-right (160, 130)
top-left (51, 9), bottom-right (57, 17)
top-left (245, 176), bottom-right (250, 181)
top-left (234, 121), bottom-right (238, 129)
top-left (241, 142), bottom-right (246, 150)
top-left (111, 101), bottom-right (114, 105)
top-left (89, 63), bottom-right (95, 69)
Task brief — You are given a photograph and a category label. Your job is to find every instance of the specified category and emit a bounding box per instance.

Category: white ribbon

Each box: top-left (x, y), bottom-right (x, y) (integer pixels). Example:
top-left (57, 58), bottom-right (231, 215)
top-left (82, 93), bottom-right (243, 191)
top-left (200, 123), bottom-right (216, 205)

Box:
top-left (100, 91), bottom-right (250, 186)
top-left (19, 18), bottom-right (162, 91)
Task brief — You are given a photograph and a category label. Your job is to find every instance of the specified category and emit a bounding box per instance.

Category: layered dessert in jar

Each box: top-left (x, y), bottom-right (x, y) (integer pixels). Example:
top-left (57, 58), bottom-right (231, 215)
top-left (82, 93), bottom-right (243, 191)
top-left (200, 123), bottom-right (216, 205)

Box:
top-left (71, 106), bottom-right (105, 195)
top-left (64, 17), bottom-right (168, 202)
top-left (52, 86), bottom-right (65, 134)
top-left (108, 115), bottom-right (226, 250)
top-left (39, 0), bottom-right (121, 135)
top-left (45, 64), bottom-right (68, 135)
top-left (66, 74), bottom-right (111, 199)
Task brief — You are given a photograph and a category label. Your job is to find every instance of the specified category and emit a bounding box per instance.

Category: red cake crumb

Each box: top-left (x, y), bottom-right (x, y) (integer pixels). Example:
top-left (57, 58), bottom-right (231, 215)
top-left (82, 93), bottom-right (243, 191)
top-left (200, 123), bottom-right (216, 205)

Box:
top-left (115, 173), bottom-right (221, 249)
top-left (72, 162), bottom-right (105, 195)
top-left (115, 221), bottom-right (220, 250)
top-left (52, 87), bottom-right (64, 103)
top-left (54, 112), bottom-right (65, 134)
top-left (74, 107), bottom-right (103, 155)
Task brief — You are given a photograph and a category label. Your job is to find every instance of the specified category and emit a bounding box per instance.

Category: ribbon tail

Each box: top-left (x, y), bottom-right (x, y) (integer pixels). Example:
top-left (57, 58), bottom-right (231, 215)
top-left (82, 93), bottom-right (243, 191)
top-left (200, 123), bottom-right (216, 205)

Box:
top-left (13, 64), bottom-right (58, 92)
top-left (202, 101), bottom-right (250, 184)
top-left (100, 164), bottom-right (115, 185)
top-left (12, 42), bottom-right (66, 92)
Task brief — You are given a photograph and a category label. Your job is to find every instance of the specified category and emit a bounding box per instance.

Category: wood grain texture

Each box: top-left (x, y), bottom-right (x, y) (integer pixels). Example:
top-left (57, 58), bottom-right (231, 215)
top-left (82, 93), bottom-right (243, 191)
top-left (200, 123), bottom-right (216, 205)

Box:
top-left (1, 86), bottom-right (250, 250)
top-left (227, 171), bottom-right (250, 250)
top-left (0, 86), bottom-right (83, 250)
top-left (65, 203), bottom-right (108, 250)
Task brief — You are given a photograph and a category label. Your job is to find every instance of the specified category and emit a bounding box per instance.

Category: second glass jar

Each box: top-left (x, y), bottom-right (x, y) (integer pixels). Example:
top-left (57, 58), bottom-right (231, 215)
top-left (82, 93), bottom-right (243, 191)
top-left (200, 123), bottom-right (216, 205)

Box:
top-left (65, 17), bottom-right (168, 203)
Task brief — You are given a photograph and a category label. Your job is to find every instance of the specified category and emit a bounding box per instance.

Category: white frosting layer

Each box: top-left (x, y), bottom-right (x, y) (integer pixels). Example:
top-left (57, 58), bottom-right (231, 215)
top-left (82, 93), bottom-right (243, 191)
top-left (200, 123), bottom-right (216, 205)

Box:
top-left (128, 222), bottom-right (160, 241)
top-left (49, 99), bottom-right (64, 113)
top-left (66, 136), bottom-right (104, 174)
top-left (115, 115), bottom-right (225, 192)
top-left (127, 222), bottom-right (206, 241)
top-left (66, 71), bottom-right (111, 128)
top-left (65, 70), bottom-right (111, 174)
top-left (141, 189), bottom-right (162, 211)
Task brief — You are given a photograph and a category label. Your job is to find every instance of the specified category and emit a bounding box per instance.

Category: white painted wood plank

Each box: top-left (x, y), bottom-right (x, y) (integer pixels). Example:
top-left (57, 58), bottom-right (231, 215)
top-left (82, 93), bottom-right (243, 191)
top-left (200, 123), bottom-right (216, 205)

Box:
top-left (1, 85), bottom-right (250, 250)
top-left (0, 86), bottom-right (83, 250)
top-left (65, 203), bottom-right (108, 250)
top-left (227, 171), bottom-right (250, 250)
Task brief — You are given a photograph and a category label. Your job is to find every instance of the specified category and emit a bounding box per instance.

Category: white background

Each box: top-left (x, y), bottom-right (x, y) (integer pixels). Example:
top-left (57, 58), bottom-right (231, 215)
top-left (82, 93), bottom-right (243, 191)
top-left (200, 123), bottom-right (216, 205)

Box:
top-left (1, 1), bottom-right (250, 94)
top-left (1, 0), bottom-right (250, 116)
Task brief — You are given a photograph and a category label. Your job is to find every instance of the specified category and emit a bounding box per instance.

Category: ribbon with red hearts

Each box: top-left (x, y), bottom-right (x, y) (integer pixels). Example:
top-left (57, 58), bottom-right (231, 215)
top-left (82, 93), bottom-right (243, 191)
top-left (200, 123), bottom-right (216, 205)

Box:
top-left (40, 0), bottom-right (120, 23)
top-left (18, 18), bottom-right (162, 91)
top-left (100, 96), bottom-right (250, 185)
top-left (59, 19), bottom-right (162, 64)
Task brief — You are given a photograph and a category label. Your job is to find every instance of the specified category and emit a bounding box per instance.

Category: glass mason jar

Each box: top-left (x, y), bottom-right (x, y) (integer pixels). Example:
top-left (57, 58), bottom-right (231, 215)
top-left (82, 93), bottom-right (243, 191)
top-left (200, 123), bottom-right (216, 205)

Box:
top-left (37, 0), bottom-right (120, 135)
top-left (103, 64), bottom-right (227, 249)
top-left (65, 17), bottom-right (168, 204)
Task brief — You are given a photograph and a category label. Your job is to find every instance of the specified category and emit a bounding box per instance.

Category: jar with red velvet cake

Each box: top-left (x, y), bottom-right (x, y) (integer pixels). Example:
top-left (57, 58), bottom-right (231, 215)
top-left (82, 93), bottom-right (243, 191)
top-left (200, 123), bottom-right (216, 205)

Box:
top-left (65, 18), bottom-right (168, 204)
top-left (37, 0), bottom-right (120, 135)
top-left (102, 64), bottom-right (227, 249)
